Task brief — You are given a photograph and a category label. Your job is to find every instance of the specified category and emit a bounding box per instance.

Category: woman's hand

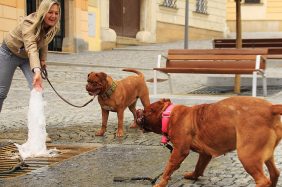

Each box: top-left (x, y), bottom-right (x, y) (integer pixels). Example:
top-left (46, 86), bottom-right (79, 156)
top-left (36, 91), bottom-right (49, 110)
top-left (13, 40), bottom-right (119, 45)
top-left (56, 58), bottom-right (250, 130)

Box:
top-left (33, 71), bottom-right (43, 91)
top-left (41, 60), bottom-right (47, 69)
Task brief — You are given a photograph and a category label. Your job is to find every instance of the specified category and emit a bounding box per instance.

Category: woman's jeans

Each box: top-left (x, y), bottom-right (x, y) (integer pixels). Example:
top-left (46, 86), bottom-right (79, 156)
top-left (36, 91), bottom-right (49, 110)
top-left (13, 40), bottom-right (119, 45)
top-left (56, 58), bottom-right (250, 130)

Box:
top-left (0, 43), bottom-right (32, 113)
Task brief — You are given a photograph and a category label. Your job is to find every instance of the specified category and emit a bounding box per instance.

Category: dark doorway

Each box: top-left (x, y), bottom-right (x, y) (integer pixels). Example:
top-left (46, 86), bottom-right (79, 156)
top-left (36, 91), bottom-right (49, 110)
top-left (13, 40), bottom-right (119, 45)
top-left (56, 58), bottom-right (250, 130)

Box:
top-left (26, 0), bottom-right (65, 51)
top-left (109, 0), bottom-right (140, 38)
top-left (26, 0), bottom-right (37, 15)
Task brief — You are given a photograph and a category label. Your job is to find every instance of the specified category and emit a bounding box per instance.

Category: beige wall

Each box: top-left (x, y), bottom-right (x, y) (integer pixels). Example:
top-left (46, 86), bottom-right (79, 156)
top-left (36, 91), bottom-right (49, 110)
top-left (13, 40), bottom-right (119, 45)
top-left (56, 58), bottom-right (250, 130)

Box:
top-left (73, 0), bottom-right (89, 52)
top-left (156, 22), bottom-right (223, 43)
top-left (156, 22), bottom-right (184, 42)
top-left (88, 0), bottom-right (101, 51)
top-left (63, 0), bottom-right (101, 52)
top-left (266, 0), bottom-right (282, 20)
top-left (0, 1), bottom-right (25, 43)
top-left (189, 0), bottom-right (226, 33)
top-left (189, 26), bottom-right (223, 40)
top-left (226, 0), bottom-right (282, 33)
top-left (156, 0), bottom-right (226, 42)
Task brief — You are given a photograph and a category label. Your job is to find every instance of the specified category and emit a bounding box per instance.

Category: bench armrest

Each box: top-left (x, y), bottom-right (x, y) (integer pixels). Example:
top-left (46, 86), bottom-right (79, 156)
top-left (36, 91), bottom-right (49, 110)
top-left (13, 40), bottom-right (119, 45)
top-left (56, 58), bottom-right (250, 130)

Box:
top-left (161, 54), bottom-right (167, 59)
top-left (255, 55), bottom-right (261, 70)
top-left (156, 54), bottom-right (168, 68)
top-left (261, 55), bottom-right (267, 61)
top-left (255, 55), bottom-right (267, 71)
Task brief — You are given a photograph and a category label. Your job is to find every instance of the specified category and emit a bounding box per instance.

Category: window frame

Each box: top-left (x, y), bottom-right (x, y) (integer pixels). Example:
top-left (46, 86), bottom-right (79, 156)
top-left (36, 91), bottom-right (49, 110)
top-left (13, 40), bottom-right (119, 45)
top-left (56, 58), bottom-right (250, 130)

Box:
top-left (161, 0), bottom-right (177, 9)
top-left (195, 0), bottom-right (208, 14)
top-left (244, 0), bottom-right (261, 4)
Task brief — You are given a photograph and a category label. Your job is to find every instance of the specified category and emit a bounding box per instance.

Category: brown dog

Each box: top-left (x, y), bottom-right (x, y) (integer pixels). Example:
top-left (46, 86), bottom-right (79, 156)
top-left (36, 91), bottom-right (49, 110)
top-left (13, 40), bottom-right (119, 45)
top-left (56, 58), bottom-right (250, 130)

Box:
top-left (136, 97), bottom-right (282, 187)
top-left (86, 68), bottom-right (150, 137)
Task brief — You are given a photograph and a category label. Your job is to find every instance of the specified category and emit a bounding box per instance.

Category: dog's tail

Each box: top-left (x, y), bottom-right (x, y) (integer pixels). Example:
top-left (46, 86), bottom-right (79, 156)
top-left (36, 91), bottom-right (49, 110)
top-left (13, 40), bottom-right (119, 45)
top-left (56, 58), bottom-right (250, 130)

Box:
top-left (271, 105), bottom-right (282, 115)
top-left (122, 68), bottom-right (144, 78)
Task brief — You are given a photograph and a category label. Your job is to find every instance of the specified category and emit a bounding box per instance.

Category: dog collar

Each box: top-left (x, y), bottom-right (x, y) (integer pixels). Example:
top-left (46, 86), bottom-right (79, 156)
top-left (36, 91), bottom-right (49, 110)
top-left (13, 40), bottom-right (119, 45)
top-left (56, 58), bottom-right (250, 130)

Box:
top-left (101, 81), bottom-right (117, 99)
top-left (161, 104), bottom-right (174, 144)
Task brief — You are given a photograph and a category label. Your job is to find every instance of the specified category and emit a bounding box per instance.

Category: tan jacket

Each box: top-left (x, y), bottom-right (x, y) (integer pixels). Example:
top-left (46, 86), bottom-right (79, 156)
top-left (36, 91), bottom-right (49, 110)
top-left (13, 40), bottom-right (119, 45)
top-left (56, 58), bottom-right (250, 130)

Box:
top-left (4, 13), bottom-right (48, 70)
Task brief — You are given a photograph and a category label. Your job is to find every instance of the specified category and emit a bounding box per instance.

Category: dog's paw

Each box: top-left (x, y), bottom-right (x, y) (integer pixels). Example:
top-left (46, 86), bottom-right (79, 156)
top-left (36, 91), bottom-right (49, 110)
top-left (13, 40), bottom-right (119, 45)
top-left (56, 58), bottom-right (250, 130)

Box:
top-left (129, 122), bottom-right (138, 129)
top-left (95, 129), bottom-right (105, 136)
top-left (153, 179), bottom-right (168, 187)
top-left (153, 184), bottom-right (161, 187)
top-left (116, 129), bottom-right (124, 137)
top-left (184, 172), bottom-right (199, 180)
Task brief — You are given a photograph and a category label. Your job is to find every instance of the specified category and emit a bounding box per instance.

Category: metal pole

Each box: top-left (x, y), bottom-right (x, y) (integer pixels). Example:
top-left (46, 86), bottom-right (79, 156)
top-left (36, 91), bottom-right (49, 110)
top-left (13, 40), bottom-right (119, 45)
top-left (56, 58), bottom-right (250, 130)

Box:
top-left (235, 0), bottom-right (242, 49)
top-left (184, 0), bottom-right (189, 49)
top-left (234, 0), bottom-right (242, 94)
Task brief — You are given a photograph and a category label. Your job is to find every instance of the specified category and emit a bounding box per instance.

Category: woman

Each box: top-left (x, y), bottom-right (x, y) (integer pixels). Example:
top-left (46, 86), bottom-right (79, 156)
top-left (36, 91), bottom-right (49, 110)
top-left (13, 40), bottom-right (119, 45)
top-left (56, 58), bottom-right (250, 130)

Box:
top-left (0, 0), bottom-right (61, 141)
top-left (0, 0), bottom-right (60, 112)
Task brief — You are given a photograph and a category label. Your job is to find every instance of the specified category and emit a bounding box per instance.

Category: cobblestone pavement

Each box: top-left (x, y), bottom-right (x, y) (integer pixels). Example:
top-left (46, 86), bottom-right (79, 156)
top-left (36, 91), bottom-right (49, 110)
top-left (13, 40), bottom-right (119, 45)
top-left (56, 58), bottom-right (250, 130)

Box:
top-left (1, 40), bottom-right (282, 186)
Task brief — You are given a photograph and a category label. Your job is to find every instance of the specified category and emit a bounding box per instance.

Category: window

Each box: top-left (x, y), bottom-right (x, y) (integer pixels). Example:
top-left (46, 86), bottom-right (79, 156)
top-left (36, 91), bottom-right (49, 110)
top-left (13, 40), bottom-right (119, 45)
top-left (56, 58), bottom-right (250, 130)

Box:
top-left (245, 0), bottom-right (260, 4)
top-left (161, 0), bottom-right (177, 8)
top-left (195, 0), bottom-right (208, 14)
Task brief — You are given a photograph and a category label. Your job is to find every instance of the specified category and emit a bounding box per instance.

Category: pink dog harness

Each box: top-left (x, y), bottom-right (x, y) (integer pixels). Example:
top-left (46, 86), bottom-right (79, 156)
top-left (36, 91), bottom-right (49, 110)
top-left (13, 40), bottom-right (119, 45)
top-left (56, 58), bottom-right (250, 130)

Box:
top-left (161, 104), bottom-right (174, 144)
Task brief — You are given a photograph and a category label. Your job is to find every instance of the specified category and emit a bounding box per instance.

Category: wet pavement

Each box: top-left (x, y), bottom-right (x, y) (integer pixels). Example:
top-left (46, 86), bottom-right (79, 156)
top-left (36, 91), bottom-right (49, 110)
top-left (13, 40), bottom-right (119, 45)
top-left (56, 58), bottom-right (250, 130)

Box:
top-left (1, 40), bottom-right (282, 186)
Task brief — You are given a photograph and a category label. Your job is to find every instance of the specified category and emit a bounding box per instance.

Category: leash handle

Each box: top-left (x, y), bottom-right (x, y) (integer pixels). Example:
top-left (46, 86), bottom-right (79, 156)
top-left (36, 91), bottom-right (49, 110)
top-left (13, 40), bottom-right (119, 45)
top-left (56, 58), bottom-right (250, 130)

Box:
top-left (41, 67), bottom-right (48, 80)
top-left (40, 67), bottom-right (95, 108)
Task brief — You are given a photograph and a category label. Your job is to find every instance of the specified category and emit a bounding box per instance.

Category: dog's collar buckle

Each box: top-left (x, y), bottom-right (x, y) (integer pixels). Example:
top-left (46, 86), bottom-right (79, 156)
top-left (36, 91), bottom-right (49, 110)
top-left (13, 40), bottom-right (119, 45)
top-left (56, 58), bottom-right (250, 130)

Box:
top-left (101, 81), bottom-right (117, 99)
top-left (161, 104), bottom-right (174, 144)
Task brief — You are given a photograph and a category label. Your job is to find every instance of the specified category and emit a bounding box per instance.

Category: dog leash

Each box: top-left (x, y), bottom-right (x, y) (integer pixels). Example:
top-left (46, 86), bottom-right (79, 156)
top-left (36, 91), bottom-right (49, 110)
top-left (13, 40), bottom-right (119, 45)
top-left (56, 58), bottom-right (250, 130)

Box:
top-left (113, 173), bottom-right (163, 185)
top-left (40, 67), bottom-right (95, 108)
top-left (113, 144), bottom-right (173, 185)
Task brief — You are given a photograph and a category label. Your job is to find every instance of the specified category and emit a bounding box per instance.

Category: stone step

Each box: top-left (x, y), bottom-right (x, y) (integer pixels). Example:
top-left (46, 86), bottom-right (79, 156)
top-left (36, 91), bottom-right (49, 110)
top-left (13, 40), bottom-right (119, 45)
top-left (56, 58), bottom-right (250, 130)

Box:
top-left (116, 36), bottom-right (145, 48)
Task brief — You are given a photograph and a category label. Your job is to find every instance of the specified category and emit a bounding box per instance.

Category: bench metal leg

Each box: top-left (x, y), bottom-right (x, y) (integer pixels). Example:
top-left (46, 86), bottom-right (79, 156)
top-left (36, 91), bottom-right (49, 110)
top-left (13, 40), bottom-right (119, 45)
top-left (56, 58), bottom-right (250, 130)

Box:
top-left (252, 71), bottom-right (257, 97)
top-left (262, 74), bottom-right (267, 97)
top-left (168, 74), bottom-right (173, 94)
top-left (153, 70), bottom-right (157, 95)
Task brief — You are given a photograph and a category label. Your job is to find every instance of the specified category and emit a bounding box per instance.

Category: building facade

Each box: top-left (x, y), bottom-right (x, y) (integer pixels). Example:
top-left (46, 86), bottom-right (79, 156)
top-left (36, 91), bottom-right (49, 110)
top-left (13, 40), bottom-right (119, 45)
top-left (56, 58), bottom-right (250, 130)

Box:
top-left (102, 0), bottom-right (227, 49)
top-left (156, 0), bottom-right (226, 42)
top-left (5, 0), bottom-right (278, 53)
top-left (0, 1), bottom-right (25, 46)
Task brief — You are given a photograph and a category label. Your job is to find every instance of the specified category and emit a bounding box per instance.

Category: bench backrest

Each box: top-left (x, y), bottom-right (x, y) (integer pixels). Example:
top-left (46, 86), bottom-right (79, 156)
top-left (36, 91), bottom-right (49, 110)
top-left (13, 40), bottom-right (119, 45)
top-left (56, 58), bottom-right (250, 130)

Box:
top-left (213, 38), bottom-right (282, 54)
top-left (166, 49), bottom-right (268, 70)
top-left (214, 38), bottom-right (282, 43)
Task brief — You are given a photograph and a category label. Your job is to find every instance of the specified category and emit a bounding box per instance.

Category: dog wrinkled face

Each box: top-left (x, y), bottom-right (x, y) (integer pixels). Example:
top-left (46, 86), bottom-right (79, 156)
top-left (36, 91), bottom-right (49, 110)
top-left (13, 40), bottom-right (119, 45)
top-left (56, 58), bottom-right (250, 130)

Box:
top-left (136, 99), bottom-right (172, 134)
top-left (86, 72), bottom-right (107, 96)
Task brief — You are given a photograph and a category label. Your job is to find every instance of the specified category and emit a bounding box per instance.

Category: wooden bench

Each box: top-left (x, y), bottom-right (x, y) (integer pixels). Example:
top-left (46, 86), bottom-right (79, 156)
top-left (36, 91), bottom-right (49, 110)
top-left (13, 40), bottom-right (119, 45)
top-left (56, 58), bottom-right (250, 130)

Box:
top-left (213, 38), bottom-right (282, 59)
top-left (153, 48), bottom-right (268, 97)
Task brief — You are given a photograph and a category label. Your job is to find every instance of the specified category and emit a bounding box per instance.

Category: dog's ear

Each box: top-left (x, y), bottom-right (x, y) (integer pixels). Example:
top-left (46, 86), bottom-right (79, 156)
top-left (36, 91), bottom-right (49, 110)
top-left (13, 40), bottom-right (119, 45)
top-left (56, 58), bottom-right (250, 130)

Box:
top-left (165, 98), bottom-right (171, 103)
top-left (97, 72), bottom-right (107, 80)
top-left (160, 98), bottom-right (171, 103)
top-left (87, 72), bottom-right (92, 78)
top-left (162, 102), bottom-right (172, 111)
top-left (157, 98), bottom-right (172, 112)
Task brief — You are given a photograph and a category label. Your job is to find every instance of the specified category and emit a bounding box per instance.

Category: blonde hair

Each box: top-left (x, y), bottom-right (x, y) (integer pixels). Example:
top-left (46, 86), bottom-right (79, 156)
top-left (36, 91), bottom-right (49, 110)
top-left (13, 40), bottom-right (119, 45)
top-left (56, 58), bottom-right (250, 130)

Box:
top-left (30, 0), bottom-right (61, 45)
